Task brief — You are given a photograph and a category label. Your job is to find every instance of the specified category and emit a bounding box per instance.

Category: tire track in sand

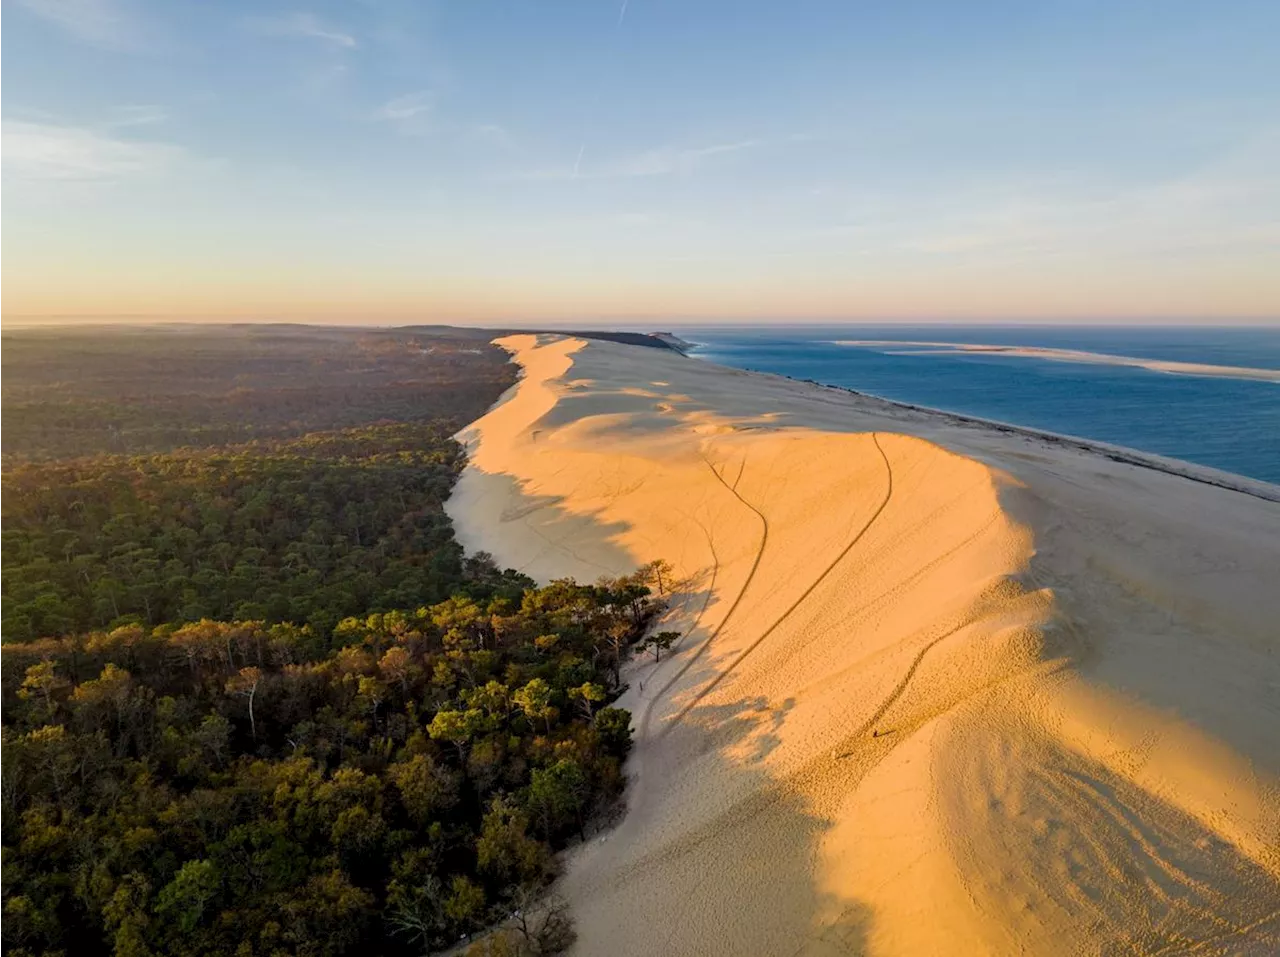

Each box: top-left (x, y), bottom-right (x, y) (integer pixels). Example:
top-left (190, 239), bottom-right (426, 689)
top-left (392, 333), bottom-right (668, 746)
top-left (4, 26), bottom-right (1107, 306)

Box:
top-left (838, 617), bottom-right (974, 753)
top-left (660, 432), bottom-right (894, 736)
top-left (635, 450), bottom-right (770, 742)
top-left (628, 517), bottom-right (718, 755)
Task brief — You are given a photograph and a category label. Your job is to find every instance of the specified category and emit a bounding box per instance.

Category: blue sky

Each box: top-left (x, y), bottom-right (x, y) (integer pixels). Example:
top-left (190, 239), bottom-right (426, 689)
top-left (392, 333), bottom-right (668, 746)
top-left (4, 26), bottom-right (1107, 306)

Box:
top-left (4, 0), bottom-right (1279, 322)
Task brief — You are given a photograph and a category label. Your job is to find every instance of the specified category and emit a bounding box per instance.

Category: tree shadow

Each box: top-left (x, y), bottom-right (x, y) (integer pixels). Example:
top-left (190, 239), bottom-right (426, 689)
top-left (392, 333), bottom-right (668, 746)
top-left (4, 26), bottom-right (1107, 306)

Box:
top-left (561, 693), bottom-right (875, 956)
top-left (446, 469), bottom-right (640, 583)
top-left (747, 695), bottom-right (796, 764)
top-left (447, 346), bottom-right (882, 953)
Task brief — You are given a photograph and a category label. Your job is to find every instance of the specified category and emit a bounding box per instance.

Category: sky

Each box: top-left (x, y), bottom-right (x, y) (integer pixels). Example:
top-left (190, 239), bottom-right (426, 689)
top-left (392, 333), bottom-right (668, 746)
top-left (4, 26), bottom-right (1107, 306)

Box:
top-left (3, 0), bottom-right (1279, 325)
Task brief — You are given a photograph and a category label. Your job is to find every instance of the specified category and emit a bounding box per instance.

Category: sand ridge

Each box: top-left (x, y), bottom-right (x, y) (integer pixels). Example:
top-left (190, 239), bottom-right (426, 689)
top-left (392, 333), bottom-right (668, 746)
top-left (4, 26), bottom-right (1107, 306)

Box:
top-left (446, 334), bottom-right (1280, 956)
top-left (830, 339), bottom-right (1280, 382)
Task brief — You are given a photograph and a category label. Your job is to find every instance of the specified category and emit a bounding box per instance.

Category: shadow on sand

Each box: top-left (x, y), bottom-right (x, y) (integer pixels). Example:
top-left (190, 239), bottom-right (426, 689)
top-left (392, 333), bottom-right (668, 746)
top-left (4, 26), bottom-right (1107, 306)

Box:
top-left (560, 687), bottom-right (874, 956)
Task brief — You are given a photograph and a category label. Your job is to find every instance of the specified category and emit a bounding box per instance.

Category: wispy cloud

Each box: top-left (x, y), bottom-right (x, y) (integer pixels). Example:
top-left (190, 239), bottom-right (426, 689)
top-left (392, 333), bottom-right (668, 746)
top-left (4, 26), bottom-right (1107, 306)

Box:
top-left (616, 140), bottom-right (759, 177)
top-left (517, 139), bottom-right (760, 182)
top-left (2, 120), bottom-right (185, 182)
top-left (375, 91), bottom-right (434, 122)
top-left (249, 11), bottom-right (356, 48)
top-left (780, 133), bottom-right (1280, 265)
top-left (106, 104), bottom-right (168, 128)
top-left (473, 124), bottom-right (512, 144)
top-left (472, 123), bottom-right (517, 151)
top-left (372, 91), bottom-right (437, 134)
top-left (12, 0), bottom-right (146, 51)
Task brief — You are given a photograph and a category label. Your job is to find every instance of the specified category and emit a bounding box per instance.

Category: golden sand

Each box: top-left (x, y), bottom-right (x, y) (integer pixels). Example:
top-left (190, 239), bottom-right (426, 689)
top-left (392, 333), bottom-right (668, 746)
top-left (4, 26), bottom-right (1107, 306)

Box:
top-left (446, 335), bottom-right (1280, 956)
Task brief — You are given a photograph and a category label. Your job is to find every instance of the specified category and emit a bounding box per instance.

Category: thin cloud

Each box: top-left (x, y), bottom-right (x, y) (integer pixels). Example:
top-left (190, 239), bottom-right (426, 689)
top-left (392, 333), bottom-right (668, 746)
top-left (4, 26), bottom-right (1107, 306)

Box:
top-left (106, 104), bottom-right (169, 128)
top-left (780, 135), bottom-right (1280, 266)
top-left (373, 90), bottom-right (440, 133)
top-left (12, 0), bottom-right (146, 51)
top-left (2, 120), bottom-right (185, 182)
top-left (249, 12), bottom-right (356, 48)
top-left (472, 124), bottom-right (517, 151)
top-left (375, 91), bottom-right (435, 123)
top-left (517, 139), bottom-right (760, 182)
top-left (630, 139), bottom-right (760, 174)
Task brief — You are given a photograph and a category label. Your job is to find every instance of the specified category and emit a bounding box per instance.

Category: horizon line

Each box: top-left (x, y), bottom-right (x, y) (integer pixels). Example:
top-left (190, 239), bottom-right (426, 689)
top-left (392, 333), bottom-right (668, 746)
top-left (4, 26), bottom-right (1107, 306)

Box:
top-left (5, 315), bottom-right (1280, 330)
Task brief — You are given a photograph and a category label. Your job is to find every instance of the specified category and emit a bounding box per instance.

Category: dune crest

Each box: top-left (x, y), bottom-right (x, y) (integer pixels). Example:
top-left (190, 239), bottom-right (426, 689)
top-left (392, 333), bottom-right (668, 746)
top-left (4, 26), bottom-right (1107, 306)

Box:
top-left (447, 335), bottom-right (1280, 955)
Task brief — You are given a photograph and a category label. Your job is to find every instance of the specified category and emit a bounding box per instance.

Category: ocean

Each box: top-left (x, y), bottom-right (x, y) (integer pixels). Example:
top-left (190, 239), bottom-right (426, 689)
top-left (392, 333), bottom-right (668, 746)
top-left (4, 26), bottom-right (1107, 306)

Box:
top-left (677, 325), bottom-right (1280, 486)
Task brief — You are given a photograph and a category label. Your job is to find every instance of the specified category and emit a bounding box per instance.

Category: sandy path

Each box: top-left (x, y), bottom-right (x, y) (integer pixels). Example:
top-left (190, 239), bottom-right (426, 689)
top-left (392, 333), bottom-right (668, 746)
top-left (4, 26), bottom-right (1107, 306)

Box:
top-left (446, 335), bottom-right (1280, 956)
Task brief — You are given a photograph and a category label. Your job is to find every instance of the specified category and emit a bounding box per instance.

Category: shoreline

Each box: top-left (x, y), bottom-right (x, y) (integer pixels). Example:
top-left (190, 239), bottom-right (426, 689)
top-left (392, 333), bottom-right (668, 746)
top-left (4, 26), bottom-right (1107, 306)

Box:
top-left (680, 348), bottom-right (1280, 504)
top-left (447, 334), bottom-right (1280, 956)
top-left (829, 339), bottom-right (1280, 383)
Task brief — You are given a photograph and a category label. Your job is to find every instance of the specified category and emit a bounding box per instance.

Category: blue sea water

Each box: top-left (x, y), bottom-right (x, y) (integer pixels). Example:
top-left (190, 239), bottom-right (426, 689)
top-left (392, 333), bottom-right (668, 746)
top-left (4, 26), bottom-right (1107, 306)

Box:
top-left (676, 325), bottom-right (1280, 486)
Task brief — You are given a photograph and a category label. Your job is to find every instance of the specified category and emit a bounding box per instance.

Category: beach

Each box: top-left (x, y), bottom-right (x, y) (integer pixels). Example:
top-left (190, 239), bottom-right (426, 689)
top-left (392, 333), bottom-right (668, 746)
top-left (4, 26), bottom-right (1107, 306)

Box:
top-left (446, 334), bottom-right (1280, 955)
top-left (830, 339), bottom-right (1280, 382)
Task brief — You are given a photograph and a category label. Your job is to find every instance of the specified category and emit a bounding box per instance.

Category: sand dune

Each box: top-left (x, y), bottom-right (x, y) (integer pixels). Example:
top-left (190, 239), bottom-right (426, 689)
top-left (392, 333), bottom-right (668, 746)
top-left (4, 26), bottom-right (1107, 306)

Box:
top-left (830, 339), bottom-right (1280, 382)
top-left (446, 335), bottom-right (1280, 956)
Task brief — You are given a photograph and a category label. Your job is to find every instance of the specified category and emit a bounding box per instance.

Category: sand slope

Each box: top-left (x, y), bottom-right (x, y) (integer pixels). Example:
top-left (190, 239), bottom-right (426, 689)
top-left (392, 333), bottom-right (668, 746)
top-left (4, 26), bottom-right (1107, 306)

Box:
top-left (446, 335), bottom-right (1280, 956)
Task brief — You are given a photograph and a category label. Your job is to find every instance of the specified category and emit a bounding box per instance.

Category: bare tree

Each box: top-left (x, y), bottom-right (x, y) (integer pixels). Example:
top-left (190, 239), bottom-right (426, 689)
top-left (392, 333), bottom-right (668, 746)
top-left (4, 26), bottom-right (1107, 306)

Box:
top-left (225, 666), bottom-right (262, 740)
top-left (509, 888), bottom-right (576, 956)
